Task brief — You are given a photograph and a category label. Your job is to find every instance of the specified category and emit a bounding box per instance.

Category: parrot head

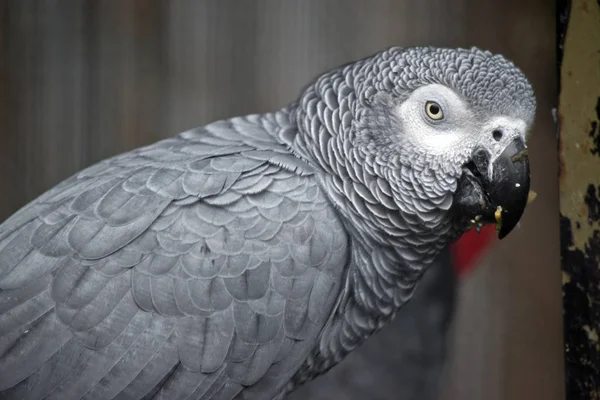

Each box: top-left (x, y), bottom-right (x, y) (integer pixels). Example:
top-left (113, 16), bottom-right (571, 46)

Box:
top-left (292, 46), bottom-right (536, 256)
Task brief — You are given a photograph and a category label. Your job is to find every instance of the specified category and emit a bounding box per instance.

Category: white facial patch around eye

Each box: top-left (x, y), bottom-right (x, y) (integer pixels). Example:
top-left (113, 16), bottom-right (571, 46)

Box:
top-left (395, 84), bottom-right (471, 155)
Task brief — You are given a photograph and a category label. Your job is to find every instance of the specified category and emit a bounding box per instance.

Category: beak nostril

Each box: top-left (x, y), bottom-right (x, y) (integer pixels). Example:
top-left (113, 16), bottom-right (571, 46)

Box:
top-left (492, 129), bottom-right (503, 141)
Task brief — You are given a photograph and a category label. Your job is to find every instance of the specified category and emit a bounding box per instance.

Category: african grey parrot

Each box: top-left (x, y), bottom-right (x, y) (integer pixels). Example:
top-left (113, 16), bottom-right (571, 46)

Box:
top-left (0, 46), bottom-right (535, 400)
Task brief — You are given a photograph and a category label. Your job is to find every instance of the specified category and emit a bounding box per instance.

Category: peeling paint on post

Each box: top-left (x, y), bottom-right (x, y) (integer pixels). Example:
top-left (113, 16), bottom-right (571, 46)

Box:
top-left (559, 0), bottom-right (600, 398)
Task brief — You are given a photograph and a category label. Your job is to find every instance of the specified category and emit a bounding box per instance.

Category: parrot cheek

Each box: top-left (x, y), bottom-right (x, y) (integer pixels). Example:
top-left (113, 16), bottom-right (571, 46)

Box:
top-left (453, 136), bottom-right (531, 239)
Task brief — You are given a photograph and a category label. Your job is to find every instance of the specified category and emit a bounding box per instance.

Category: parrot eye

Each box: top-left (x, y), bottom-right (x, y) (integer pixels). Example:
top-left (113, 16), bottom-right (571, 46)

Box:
top-left (425, 101), bottom-right (444, 121)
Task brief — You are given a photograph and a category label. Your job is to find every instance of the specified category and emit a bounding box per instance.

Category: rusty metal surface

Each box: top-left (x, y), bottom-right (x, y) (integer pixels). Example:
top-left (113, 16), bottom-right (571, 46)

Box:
top-left (559, 0), bottom-right (600, 398)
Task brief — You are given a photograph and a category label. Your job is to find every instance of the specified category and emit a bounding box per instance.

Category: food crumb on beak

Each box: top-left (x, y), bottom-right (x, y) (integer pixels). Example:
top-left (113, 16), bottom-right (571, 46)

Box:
top-left (527, 190), bottom-right (538, 205)
top-left (470, 215), bottom-right (484, 232)
top-left (511, 149), bottom-right (529, 162)
top-left (493, 190), bottom-right (536, 236)
top-left (494, 206), bottom-right (503, 234)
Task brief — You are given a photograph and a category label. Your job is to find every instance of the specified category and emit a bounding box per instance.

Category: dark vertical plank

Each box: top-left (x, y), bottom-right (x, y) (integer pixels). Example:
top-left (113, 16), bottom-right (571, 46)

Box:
top-left (126, 0), bottom-right (169, 147)
top-left (165, 0), bottom-right (259, 133)
top-left (0, 0), bottom-right (41, 217)
top-left (0, 1), bottom-right (17, 215)
top-left (0, 0), bottom-right (87, 217)
top-left (81, 0), bottom-right (166, 160)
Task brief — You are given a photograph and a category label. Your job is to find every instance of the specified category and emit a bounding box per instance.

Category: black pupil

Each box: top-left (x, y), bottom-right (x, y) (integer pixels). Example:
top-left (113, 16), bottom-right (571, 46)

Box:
top-left (429, 104), bottom-right (440, 115)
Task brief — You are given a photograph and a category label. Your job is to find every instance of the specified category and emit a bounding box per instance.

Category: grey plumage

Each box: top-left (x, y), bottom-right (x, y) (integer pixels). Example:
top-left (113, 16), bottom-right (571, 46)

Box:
top-left (287, 248), bottom-right (456, 400)
top-left (0, 46), bottom-right (536, 400)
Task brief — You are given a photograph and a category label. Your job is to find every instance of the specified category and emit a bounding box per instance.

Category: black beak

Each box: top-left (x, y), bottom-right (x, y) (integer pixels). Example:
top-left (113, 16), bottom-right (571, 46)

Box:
top-left (455, 136), bottom-right (531, 239)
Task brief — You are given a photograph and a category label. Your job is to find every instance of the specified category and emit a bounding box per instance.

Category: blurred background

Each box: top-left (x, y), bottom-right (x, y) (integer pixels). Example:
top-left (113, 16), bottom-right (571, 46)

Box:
top-left (0, 1), bottom-right (560, 399)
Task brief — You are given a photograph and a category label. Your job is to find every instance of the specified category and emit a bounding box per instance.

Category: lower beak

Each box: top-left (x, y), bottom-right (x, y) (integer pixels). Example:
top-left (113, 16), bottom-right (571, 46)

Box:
top-left (458, 136), bottom-right (531, 239)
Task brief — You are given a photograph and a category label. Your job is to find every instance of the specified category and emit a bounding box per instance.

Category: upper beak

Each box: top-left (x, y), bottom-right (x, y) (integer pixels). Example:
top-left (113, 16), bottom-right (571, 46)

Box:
top-left (470, 136), bottom-right (531, 239)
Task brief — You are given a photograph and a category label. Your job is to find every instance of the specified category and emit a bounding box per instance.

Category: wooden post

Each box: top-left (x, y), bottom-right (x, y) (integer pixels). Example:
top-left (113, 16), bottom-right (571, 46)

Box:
top-left (559, 0), bottom-right (600, 398)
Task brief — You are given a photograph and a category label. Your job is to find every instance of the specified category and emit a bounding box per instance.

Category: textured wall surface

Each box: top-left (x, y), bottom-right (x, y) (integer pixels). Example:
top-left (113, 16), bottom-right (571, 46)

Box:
top-left (559, 0), bottom-right (600, 398)
top-left (0, 1), bottom-right (561, 399)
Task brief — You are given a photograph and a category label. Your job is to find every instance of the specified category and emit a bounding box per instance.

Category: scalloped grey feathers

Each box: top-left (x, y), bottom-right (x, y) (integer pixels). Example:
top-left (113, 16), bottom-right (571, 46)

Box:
top-left (0, 111), bottom-right (348, 400)
top-left (0, 46), bottom-right (536, 400)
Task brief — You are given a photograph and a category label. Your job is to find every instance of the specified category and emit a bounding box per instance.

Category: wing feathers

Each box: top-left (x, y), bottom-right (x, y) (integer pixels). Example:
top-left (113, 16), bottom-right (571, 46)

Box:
top-left (0, 311), bottom-right (71, 391)
top-left (81, 317), bottom-right (176, 400)
top-left (0, 117), bottom-right (348, 400)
